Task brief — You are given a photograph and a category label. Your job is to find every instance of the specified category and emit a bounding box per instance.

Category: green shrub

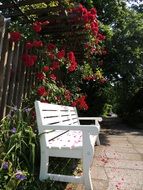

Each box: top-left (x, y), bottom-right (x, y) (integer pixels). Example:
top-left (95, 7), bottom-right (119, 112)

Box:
top-left (0, 107), bottom-right (37, 190)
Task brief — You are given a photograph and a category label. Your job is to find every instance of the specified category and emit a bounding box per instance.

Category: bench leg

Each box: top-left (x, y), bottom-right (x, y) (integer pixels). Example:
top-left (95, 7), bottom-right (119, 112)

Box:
top-left (96, 135), bottom-right (100, 145)
top-left (39, 150), bottom-right (49, 181)
top-left (83, 161), bottom-right (93, 190)
top-left (83, 152), bottom-right (93, 190)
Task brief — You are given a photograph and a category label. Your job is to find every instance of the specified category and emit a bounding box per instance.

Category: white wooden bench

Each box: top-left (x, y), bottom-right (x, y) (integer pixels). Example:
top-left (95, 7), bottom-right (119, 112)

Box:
top-left (35, 101), bottom-right (102, 190)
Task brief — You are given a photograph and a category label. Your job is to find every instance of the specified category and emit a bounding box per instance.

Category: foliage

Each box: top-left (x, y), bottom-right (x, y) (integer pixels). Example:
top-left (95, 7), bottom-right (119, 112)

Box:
top-left (0, 107), bottom-right (36, 190)
top-left (1, 2), bottom-right (107, 189)
top-left (102, 103), bottom-right (113, 116)
top-left (109, 9), bottom-right (143, 115)
top-left (85, 0), bottom-right (143, 116)
top-left (123, 87), bottom-right (143, 128)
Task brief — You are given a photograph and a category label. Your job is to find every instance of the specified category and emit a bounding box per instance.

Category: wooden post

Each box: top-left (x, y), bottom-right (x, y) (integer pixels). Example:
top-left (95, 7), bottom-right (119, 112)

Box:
top-left (17, 55), bottom-right (26, 109)
top-left (6, 42), bottom-right (20, 113)
top-left (0, 42), bottom-right (15, 119)
top-left (13, 43), bottom-right (24, 106)
top-left (0, 15), bottom-right (5, 58)
top-left (0, 26), bottom-right (10, 119)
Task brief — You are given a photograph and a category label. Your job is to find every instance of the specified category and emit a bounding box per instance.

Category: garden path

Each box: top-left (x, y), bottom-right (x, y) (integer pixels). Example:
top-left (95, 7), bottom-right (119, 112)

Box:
top-left (77, 116), bottom-right (143, 190)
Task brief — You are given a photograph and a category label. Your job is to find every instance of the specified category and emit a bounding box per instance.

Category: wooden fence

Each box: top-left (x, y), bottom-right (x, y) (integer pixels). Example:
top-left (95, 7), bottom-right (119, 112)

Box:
top-left (0, 15), bottom-right (35, 120)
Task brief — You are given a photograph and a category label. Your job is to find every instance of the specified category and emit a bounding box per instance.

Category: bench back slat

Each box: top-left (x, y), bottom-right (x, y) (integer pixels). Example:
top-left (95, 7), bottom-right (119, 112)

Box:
top-left (35, 101), bottom-right (80, 134)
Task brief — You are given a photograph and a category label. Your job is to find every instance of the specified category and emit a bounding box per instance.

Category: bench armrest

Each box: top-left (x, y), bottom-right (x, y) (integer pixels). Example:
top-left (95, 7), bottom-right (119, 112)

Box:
top-left (39, 124), bottom-right (100, 136)
top-left (78, 117), bottom-right (102, 126)
top-left (78, 117), bottom-right (102, 122)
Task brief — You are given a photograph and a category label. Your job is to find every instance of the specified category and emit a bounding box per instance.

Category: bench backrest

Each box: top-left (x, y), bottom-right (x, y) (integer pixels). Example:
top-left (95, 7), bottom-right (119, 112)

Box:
top-left (35, 101), bottom-right (80, 134)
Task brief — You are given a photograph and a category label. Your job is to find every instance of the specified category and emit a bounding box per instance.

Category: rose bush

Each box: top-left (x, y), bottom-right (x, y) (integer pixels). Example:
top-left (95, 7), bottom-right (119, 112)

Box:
top-left (1, 2), bottom-right (107, 189)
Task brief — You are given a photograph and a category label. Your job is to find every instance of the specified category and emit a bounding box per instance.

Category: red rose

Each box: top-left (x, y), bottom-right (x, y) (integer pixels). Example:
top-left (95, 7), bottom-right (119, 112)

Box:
top-left (82, 7), bottom-right (88, 15)
top-left (67, 51), bottom-right (75, 62)
top-left (71, 100), bottom-right (77, 107)
top-left (51, 61), bottom-right (60, 70)
top-left (67, 52), bottom-right (77, 72)
top-left (36, 72), bottom-right (45, 80)
top-left (75, 96), bottom-right (88, 110)
top-left (42, 66), bottom-right (49, 72)
top-left (57, 50), bottom-right (65, 59)
top-left (48, 53), bottom-right (55, 60)
top-left (33, 21), bottom-right (42, 32)
top-left (90, 8), bottom-right (97, 15)
top-left (82, 14), bottom-right (89, 23)
top-left (65, 90), bottom-right (71, 101)
top-left (92, 27), bottom-right (98, 35)
top-left (33, 40), bottom-right (43, 48)
top-left (98, 33), bottom-right (106, 41)
top-left (10, 31), bottom-right (21, 42)
top-left (31, 55), bottom-right (37, 62)
top-left (25, 42), bottom-right (33, 49)
top-left (68, 62), bottom-right (77, 72)
top-left (49, 74), bottom-right (56, 81)
top-left (47, 43), bottom-right (56, 51)
top-left (22, 54), bottom-right (36, 67)
top-left (37, 86), bottom-right (46, 96)
top-left (90, 21), bottom-right (98, 28)
top-left (88, 12), bottom-right (95, 22)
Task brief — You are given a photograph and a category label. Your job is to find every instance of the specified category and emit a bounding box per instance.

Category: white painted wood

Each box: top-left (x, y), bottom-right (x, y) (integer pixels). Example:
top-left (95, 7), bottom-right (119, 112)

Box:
top-left (48, 148), bottom-right (82, 158)
top-left (35, 101), bottom-right (101, 190)
top-left (46, 173), bottom-right (83, 183)
top-left (82, 131), bottom-right (94, 190)
top-left (78, 117), bottom-right (102, 122)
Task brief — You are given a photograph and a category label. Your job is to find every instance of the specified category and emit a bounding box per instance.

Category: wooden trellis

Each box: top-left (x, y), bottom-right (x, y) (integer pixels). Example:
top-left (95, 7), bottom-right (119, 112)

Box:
top-left (0, 0), bottom-right (86, 62)
top-left (0, 15), bottom-right (36, 119)
top-left (0, 1), bottom-right (88, 119)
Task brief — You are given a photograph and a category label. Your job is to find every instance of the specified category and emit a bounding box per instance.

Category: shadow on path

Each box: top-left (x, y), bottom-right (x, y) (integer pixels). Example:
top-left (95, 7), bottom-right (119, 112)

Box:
top-left (99, 117), bottom-right (143, 146)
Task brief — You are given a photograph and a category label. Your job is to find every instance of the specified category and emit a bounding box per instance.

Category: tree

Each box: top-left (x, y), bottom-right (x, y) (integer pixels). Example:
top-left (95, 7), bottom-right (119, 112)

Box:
top-left (84, 0), bottom-right (143, 115)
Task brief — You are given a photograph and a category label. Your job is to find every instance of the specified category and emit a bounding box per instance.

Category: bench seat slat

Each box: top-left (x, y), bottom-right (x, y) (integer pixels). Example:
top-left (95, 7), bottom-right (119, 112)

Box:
top-left (40, 103), bottom-right (68, 110)
top-left (40, 110), bottom-right (59, 117)
top-left (41, 104), bottom-right (75, 112)
top-left (42, 118), bottom-right (78, 125)
top-left (41, 111), bottom-right (78, 118)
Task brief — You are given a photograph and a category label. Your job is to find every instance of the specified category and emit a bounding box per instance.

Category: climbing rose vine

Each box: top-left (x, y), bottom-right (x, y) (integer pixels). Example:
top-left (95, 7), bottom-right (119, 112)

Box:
top-left (8, 3), bottom-right (107, 110)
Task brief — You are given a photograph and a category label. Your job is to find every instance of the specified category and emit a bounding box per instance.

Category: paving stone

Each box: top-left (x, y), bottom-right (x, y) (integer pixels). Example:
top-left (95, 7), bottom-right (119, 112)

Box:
top-left (100, 146), bottom-right (138, 154)
top-left (105, 167), bottom-right (143, 185)
top-left (92, 179), bottom-right (108, 190)
top-left (93, 158), bottom-right (143, 170)
top-left (108, 142), bottom-right (133, 148)
top-left (107, 181), bottom-right (143, 190)
top-left (91, 166), bottom-right (108, 180)
top-left (95, 150), bottom-right (142, 161)
top-left (106, 140), bottom-right (129, 145)
top-left (128, 136), bottom-right (143, 144)
top-left (106, 137), bottom-right (128, 141)
top-left (133, 146), bottom-right (143, 154)
top-left (124, 131), bottom-right (143, 136)
top-left (106, 139), bottom-right (130, 145)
